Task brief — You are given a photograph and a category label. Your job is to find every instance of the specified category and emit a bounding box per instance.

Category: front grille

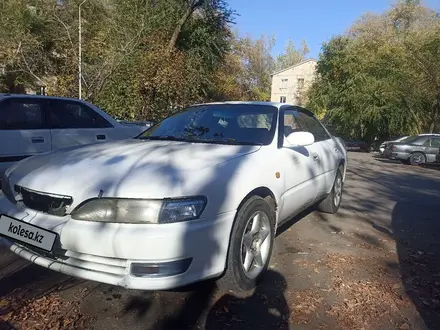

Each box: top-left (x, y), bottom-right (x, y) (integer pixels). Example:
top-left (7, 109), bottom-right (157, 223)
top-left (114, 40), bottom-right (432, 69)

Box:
top-left (14, 186), bottom-right (73, 216)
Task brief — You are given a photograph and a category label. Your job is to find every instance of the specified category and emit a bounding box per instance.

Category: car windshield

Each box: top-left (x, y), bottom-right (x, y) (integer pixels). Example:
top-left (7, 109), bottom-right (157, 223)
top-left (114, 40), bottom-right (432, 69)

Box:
top-left (137, 104), bottom-right (278, 146)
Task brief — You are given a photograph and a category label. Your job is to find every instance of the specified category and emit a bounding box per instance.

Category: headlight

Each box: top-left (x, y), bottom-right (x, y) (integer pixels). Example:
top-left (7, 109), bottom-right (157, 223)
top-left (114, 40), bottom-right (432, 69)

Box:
top-left (70, 197), bottom-right (207, 224)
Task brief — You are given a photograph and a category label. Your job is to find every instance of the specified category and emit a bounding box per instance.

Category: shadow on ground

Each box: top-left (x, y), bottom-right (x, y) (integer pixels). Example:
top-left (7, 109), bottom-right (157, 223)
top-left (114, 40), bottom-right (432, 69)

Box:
top-left (392, 199), bottom-right (440, 329)
top-left (333, 155), bottom-right (440, 329)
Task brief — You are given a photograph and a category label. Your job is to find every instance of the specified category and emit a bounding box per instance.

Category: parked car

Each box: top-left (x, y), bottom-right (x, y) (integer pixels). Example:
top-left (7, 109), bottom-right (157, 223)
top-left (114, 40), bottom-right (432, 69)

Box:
top-left (384, 134), bottom-right (440, 165)
top-left (0, 94), bottom-right (146, 177)
top-left (0, 102), bottom-right (347, 292)
top-left (379, 136), bottom-right (408, 154)
top-left (344, 140), bottom-right (371, 153)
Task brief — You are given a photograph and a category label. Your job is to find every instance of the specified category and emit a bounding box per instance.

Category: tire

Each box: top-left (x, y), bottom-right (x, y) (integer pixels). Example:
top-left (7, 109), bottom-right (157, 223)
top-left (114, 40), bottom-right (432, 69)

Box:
top-left (217, 196), bottom-right (275, 292)
top-left (409, 152), bottom-right (426, 166)
top-left (317, 165), bottom-right (343, 214)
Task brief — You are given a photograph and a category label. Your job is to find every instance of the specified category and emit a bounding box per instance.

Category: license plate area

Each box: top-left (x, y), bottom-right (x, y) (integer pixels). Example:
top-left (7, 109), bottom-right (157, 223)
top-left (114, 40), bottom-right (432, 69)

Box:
top-left (0, 215), bottom-right (57, 252)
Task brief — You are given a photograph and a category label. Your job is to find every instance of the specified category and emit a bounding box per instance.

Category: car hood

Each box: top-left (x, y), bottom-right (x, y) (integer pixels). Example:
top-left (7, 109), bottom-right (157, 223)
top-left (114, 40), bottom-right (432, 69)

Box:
top-left (7, 139), bottom-right (260, 209)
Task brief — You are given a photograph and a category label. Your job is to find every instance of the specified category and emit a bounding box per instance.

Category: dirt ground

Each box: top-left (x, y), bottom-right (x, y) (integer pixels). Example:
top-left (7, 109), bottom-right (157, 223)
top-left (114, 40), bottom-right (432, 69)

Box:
top-left (0, 152), bottom-right (439, 330)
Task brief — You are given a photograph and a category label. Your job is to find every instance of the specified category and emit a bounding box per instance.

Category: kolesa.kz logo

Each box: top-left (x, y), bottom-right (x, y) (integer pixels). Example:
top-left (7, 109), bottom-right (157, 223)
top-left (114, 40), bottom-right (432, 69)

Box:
top-left (8, 222), bottom-right (44, 243)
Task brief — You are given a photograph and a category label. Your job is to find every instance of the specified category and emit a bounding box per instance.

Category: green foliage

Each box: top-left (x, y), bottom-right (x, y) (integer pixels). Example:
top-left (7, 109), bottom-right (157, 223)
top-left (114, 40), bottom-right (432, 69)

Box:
top-left (307, 0), bottom-right (440, 141)
top-left (0, 0), bottom-right (237, 121)
top-left (274, 39), bottom-right (310, 71)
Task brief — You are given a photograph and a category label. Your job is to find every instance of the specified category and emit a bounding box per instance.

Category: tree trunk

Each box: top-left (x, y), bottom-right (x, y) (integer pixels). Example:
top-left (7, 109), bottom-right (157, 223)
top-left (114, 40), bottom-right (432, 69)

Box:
top-left (167, 1), bottom-right (201, 53)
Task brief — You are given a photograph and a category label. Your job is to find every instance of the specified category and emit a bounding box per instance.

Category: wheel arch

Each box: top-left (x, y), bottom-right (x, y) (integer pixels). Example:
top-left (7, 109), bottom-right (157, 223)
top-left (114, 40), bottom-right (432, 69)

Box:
top-left (410, 150), bottom-right (427, 157)
top-left (220, 186), bottom-right (278, 278)
top-left (236, 187), bottom-right (278, 214)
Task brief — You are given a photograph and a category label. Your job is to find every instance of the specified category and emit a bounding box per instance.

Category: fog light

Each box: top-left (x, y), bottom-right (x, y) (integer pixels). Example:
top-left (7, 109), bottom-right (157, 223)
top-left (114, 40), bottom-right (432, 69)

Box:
top-left (130, 258), bottom-right (192, 278)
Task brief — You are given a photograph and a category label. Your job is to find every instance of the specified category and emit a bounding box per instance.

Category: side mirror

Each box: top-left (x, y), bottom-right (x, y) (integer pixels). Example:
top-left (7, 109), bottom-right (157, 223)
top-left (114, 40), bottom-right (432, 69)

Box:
top-left (285, 131), bottom-right (315, 147)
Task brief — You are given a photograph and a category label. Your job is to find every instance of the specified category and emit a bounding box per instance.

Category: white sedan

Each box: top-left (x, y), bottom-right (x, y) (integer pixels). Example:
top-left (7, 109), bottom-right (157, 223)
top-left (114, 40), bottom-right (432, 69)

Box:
top-left (0, 102), bottom-right (347, 291)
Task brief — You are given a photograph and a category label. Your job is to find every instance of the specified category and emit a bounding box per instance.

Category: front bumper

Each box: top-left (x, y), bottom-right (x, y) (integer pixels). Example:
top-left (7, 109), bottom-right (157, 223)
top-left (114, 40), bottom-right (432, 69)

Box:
top-left (0, 193), bottom-right (235, 290)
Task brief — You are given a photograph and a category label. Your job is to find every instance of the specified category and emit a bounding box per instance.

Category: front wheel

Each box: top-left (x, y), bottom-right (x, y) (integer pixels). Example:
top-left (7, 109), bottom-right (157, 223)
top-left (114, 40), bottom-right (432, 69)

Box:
top-left (217, 196), bottom-right (275, 292)
top-left (317, 165), bottom-right (344, 214)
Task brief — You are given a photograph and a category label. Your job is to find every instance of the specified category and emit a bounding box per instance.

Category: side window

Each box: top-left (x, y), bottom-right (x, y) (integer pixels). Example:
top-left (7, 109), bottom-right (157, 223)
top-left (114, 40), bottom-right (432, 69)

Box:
top-left (282, 110), bottom-right (304, 137)
top-left (423, 139), bottom-right (431, 147)
top-left (296, 111), bottom-right (330, 142)
top-left (49, 101), bottom-right (112, 129)
top-left (0, 98), bottom-right (46, 130)
top-left (431, 138), bottom-right (440, 148)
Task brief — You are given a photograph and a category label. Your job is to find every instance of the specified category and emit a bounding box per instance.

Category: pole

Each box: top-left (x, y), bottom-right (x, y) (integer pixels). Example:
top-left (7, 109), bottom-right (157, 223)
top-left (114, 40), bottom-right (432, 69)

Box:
top-left (78, 0), bottom-right (88, 99)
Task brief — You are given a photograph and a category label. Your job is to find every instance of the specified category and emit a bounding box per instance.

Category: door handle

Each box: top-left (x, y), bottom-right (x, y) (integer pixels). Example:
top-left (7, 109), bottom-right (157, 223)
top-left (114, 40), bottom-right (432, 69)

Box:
top-left (31, 137), bottom-right (44, 143)
top-left (312, 153), bottom-right (319, 161)
top-left (97, 134), bottom-right (106, 140)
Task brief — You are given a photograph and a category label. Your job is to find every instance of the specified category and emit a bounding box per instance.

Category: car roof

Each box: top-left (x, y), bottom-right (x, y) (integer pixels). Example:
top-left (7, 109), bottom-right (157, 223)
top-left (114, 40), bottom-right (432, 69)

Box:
top-left (191, 101), bottom-right (286, 109)
top-left (0, 93), bottom-right (87, 103)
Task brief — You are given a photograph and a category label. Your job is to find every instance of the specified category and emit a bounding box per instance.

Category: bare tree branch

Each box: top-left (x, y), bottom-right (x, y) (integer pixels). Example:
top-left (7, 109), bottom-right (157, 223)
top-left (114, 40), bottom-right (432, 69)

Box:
top-left (52, 9), bottom-right (77, 58)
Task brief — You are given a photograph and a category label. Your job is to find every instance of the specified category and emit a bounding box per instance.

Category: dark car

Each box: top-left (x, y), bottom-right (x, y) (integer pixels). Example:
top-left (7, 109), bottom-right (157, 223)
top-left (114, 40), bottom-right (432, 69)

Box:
top-left (344, 140), bottom-right (371, 153)
top-left (384, 134), bottom-right (440, 165)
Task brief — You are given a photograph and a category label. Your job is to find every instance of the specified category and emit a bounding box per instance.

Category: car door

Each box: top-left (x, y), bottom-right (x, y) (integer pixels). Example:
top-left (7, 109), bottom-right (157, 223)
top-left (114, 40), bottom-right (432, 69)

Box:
top-left (295, 110), bottom-right (338, 199)
top-left (0, 97), bottom-right (51, 175)
top-left (277, 108), bottom-right (320, 222)
top-left (48, 99), bottom-right (114, 150)
top-left (425, 137), bottom-right (440, 163)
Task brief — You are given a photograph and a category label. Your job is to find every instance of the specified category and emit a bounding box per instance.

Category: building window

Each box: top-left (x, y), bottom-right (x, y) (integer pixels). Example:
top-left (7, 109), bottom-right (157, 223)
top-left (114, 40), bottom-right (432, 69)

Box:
top-left (280, 79), bottom-right (288, 90)
top-left (280, 96), bottom-right (286, 103)
top-left (297, 78), bottom-right (305, 89)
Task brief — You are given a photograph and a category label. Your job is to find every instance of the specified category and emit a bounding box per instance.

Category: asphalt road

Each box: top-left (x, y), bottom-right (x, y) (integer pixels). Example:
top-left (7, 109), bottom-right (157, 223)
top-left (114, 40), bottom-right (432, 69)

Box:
top-left (1, 152), bottom-right (439, 330)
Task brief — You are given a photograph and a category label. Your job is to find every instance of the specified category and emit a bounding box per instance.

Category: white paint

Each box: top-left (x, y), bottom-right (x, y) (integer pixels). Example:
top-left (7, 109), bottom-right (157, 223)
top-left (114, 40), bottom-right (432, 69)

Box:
top-left (285, 131), bottom-right (315, 147)
top-left (0, 102), bottom-right (347, 290)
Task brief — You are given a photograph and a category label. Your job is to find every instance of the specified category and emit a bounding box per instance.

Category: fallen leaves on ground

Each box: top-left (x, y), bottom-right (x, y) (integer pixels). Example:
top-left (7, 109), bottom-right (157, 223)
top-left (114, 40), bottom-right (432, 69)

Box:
top-left (327, 278), bottom-right (411, 329)
top-left (289, 289), bottom-right (324, 325)
top-left (0, 290), bottom-right (92, 330)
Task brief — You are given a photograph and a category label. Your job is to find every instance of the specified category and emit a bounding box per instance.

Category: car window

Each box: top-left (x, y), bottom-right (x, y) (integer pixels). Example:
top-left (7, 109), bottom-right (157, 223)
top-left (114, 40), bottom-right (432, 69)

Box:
top-left (431, 138), bottom-right (440, 148)
top-left (282, 110), bottom-right (304, 137)
top-left (423, 139), bottom-right (431, 147)
top-left (296, 111), bottom-right (330, 142)
top-left (138, 104), bottom-right (277, 146)
top-left (0, 98), bottom-right (46, 130)
top-left (49, 100), bottom-right (112, 129)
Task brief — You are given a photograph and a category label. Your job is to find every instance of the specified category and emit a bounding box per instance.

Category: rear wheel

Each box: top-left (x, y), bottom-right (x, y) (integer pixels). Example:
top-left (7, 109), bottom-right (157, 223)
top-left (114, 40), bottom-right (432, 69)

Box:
top-left (317, 166), bottom-right (343, 214)
top-left (217, 196), bottom-right (275, 292)
top-left (409, 152), bottom-right (426, 166)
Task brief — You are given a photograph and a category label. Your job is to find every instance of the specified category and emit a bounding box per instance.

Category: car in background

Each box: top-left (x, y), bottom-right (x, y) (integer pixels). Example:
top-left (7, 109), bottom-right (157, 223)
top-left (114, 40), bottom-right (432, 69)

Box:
top-left (0, 102), bottom-right (347, 292)
top-left (384, 134), bottom-right (440, 165)
top-left (379, 136), bottom-right (408, 154)
top-left (344, 140), bottom-right (371, 153)
top-left (0, 94), bottom-right (147, 177)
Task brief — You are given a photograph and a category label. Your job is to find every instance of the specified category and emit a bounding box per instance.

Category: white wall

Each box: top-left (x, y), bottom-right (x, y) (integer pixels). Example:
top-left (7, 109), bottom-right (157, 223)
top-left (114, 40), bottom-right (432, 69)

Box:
top-left (270, 60), bottom-right (317, 105)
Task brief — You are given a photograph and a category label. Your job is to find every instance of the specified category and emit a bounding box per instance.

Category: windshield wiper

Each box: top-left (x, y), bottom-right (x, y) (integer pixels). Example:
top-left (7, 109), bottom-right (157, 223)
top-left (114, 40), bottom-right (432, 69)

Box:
top-left (212, 138), bottom-right (262, 146)
top-left (140, 136), bottom-right (262, 146)
top-left (139, 135), bottom-right (185, 141)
